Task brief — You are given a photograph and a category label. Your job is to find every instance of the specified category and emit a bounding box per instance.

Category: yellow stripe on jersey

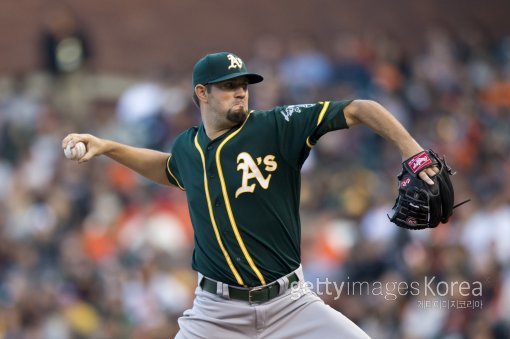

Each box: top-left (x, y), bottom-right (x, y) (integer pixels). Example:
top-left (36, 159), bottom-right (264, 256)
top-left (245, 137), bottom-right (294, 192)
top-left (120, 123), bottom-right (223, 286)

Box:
top-left (166, 154), bottom-right (185, 191)
top-left (306, 101), bottom-right (331, 148)
top-left (216, 112), bottom-right (267, 286)
top-left (194, 135), bottom-right (245, 286)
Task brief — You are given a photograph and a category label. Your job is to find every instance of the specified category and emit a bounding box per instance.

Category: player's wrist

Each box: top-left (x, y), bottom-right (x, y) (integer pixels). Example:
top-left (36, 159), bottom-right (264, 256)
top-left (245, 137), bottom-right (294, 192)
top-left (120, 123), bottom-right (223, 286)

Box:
top-left (399, 140), bottom-right (424, 161)
top-left (99, 138), bottom-right (117, 156)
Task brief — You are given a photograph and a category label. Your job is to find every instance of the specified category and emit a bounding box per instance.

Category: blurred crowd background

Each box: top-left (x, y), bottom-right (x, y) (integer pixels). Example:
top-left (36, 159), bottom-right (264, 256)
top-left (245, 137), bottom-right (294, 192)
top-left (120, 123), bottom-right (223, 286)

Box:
top-left (1, 1), bottom-right (509, 338)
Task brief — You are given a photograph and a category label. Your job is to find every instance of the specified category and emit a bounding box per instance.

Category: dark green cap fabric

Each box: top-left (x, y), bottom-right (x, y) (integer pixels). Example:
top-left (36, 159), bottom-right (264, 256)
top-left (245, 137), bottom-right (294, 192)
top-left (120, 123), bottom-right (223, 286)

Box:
top-left (192, 52), bottom-right (263, 89)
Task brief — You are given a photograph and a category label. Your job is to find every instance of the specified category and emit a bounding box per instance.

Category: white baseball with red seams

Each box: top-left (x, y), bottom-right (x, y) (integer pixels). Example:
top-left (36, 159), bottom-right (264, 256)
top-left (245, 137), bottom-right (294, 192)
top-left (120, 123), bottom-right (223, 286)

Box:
top-left (64, 142), bottom-right (87, 160)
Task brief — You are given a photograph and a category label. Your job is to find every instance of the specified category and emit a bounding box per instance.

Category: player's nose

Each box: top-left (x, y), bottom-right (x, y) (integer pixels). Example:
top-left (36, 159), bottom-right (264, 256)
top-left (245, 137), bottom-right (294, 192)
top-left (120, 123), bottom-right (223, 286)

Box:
top-left (234, 84), bottom-right (248, 98)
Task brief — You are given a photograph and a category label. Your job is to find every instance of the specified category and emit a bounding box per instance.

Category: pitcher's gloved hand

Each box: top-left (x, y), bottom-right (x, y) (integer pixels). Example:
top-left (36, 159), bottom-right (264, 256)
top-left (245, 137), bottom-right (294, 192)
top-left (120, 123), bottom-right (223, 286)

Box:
top-left (388, 150), bottom-right (459, 230)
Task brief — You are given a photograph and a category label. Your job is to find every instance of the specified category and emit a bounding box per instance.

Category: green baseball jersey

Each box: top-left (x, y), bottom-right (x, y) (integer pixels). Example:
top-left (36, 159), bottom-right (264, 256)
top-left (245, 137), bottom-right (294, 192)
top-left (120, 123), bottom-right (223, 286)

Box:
top-left (165, 100), bottom-right (352, 287)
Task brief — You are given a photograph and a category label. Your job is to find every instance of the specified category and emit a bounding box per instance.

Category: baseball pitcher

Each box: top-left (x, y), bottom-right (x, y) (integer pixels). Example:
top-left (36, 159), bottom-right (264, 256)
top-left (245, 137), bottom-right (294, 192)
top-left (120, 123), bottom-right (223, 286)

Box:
top-left (63, 52), bottom-right (457, 338)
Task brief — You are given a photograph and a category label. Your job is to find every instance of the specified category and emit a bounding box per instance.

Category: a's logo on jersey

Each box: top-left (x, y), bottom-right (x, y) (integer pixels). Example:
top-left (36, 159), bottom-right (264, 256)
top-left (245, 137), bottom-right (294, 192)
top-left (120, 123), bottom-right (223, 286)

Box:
top-left (235, 152), bottom-right (278, 198)
top-left (227, 54), bottom-right (243, 70)
top-left (280, 104), bottom-right (316, 122)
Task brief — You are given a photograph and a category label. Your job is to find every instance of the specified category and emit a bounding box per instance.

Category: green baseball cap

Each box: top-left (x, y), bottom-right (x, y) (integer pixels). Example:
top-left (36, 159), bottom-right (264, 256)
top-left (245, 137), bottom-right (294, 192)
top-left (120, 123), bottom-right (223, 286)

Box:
top-left (192, 52), bottom-right (263, 89)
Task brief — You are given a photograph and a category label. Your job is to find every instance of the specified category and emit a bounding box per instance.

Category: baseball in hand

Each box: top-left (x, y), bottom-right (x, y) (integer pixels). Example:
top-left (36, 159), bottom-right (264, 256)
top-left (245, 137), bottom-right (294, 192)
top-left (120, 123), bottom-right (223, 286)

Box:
top-left (64, 142), bottom-right (87, 160)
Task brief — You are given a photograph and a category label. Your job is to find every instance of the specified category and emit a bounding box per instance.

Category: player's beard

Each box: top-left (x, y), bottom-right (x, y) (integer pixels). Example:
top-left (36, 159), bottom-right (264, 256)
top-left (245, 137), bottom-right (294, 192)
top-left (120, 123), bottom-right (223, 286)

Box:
top-left (226, 106), bottom-right (248, 124)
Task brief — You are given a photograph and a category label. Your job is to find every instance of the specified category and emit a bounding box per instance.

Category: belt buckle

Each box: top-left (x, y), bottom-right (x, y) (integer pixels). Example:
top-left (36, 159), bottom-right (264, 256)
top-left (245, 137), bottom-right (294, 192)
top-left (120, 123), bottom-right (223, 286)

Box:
top-left (248, 285), bottom-right (265, 303)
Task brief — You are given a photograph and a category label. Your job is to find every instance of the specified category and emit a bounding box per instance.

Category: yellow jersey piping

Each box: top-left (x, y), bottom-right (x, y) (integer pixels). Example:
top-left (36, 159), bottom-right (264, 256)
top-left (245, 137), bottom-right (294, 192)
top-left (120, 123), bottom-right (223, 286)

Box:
top-left (306, 101), bottom-right (330, 148)
top-left (166, 154), bottom-right (185, 191)
top-left (215, 113), bottom-right (267, 285)
top-left (194, 134), bottom-right (244, 286)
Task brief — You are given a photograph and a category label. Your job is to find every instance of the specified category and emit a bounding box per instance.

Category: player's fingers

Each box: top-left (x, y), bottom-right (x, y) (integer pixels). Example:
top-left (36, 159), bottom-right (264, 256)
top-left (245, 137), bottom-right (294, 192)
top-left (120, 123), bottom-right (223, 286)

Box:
top-left (425, 167), bottom-right (437, 178)
top-left (63, 133), bottom-right (92, 150)
top-left (78, 148), bottom-right (95, 163)
top-left (419, 171), bottom-right (435, 185)
top-left (62, 133), bottom-right (84, 149)
top-left (62, 134), bottom-right (75, 149)
top-left (78, 154), bottom-right (91, 163)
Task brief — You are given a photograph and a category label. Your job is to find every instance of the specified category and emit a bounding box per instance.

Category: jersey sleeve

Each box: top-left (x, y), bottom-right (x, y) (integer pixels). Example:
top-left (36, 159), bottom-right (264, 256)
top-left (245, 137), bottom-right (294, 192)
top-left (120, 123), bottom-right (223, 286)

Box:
top-left (165, 153), bottom-right (185, 190)
top-left (274, 100), bottom-right (353, 168)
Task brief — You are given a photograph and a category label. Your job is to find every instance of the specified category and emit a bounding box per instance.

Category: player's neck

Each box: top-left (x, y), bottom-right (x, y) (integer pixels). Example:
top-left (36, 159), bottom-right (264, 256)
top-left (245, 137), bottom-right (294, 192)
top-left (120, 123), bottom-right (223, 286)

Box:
top-left (202, 117), bottom-right (237, 140)
top-left (203, 125), bottom-right (231, 140)
top-left (201, 112), bottom-right (239, 140)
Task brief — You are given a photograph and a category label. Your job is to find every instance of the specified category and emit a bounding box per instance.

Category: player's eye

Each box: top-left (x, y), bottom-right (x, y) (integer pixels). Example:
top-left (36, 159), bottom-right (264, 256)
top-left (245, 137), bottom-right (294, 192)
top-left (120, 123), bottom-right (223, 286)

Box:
top-left (222, 82), bottom-right (234, 90)
top-left (217, 81), bottom-right (248, 91)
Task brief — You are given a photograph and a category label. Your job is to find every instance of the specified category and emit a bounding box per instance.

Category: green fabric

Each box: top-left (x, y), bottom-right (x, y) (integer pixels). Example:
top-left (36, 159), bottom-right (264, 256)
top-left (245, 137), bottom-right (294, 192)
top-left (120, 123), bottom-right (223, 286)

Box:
top-left (192, 52), bottom-right (263, 88)
top-left (166, 100), bottom-right (352, 287)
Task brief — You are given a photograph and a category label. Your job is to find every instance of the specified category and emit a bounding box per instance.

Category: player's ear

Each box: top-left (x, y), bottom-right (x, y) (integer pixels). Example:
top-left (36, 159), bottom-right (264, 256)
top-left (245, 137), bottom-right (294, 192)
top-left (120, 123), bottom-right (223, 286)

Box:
top-left (195, 84), bottom-right (208, 104)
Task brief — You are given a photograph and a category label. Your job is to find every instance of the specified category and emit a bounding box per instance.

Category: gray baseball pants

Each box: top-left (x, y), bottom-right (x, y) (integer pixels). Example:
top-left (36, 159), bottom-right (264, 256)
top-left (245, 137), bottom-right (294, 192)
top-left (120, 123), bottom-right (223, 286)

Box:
top-left (175, 266), bottom-right (370, 339)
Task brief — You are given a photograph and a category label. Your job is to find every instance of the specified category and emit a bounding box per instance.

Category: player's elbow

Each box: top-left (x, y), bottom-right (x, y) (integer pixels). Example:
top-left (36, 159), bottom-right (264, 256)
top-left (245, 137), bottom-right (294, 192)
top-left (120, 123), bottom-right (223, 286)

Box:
top-left (344, 99), bottom-right (381, 127)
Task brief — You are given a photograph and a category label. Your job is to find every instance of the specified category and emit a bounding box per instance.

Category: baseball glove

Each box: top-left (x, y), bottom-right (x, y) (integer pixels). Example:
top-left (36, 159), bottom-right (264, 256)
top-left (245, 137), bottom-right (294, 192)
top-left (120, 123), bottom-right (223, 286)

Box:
top-left (388, 149), bottom-right (465, 230)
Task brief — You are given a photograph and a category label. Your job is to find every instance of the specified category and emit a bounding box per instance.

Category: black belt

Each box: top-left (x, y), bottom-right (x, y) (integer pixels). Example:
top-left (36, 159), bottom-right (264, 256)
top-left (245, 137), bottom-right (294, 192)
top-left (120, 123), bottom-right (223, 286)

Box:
top-left (200, 273), bottom-right (300, 303)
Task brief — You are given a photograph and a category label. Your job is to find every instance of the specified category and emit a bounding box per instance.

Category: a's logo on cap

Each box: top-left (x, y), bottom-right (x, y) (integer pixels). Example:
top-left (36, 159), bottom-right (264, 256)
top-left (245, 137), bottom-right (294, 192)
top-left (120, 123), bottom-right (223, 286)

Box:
top-left (227, 54), bottom-right (243, 70)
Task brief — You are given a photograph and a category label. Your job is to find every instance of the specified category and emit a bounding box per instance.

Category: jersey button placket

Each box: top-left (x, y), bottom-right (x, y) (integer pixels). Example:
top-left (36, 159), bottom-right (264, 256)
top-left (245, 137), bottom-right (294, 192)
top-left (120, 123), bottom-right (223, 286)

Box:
top-left (206, 143), bottom-right (215, 178)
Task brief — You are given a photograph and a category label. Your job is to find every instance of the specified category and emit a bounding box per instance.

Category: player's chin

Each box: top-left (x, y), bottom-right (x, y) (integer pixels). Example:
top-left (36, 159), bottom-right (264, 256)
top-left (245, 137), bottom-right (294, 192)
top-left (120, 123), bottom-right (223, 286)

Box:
top-left (227, 107), bottom-right (248, 124)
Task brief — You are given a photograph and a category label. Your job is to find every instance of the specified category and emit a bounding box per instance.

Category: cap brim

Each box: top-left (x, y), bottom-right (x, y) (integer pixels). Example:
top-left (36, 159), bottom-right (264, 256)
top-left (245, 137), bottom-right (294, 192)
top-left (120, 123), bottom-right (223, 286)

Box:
top-left (207, 72), bottom-right (263, 85)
